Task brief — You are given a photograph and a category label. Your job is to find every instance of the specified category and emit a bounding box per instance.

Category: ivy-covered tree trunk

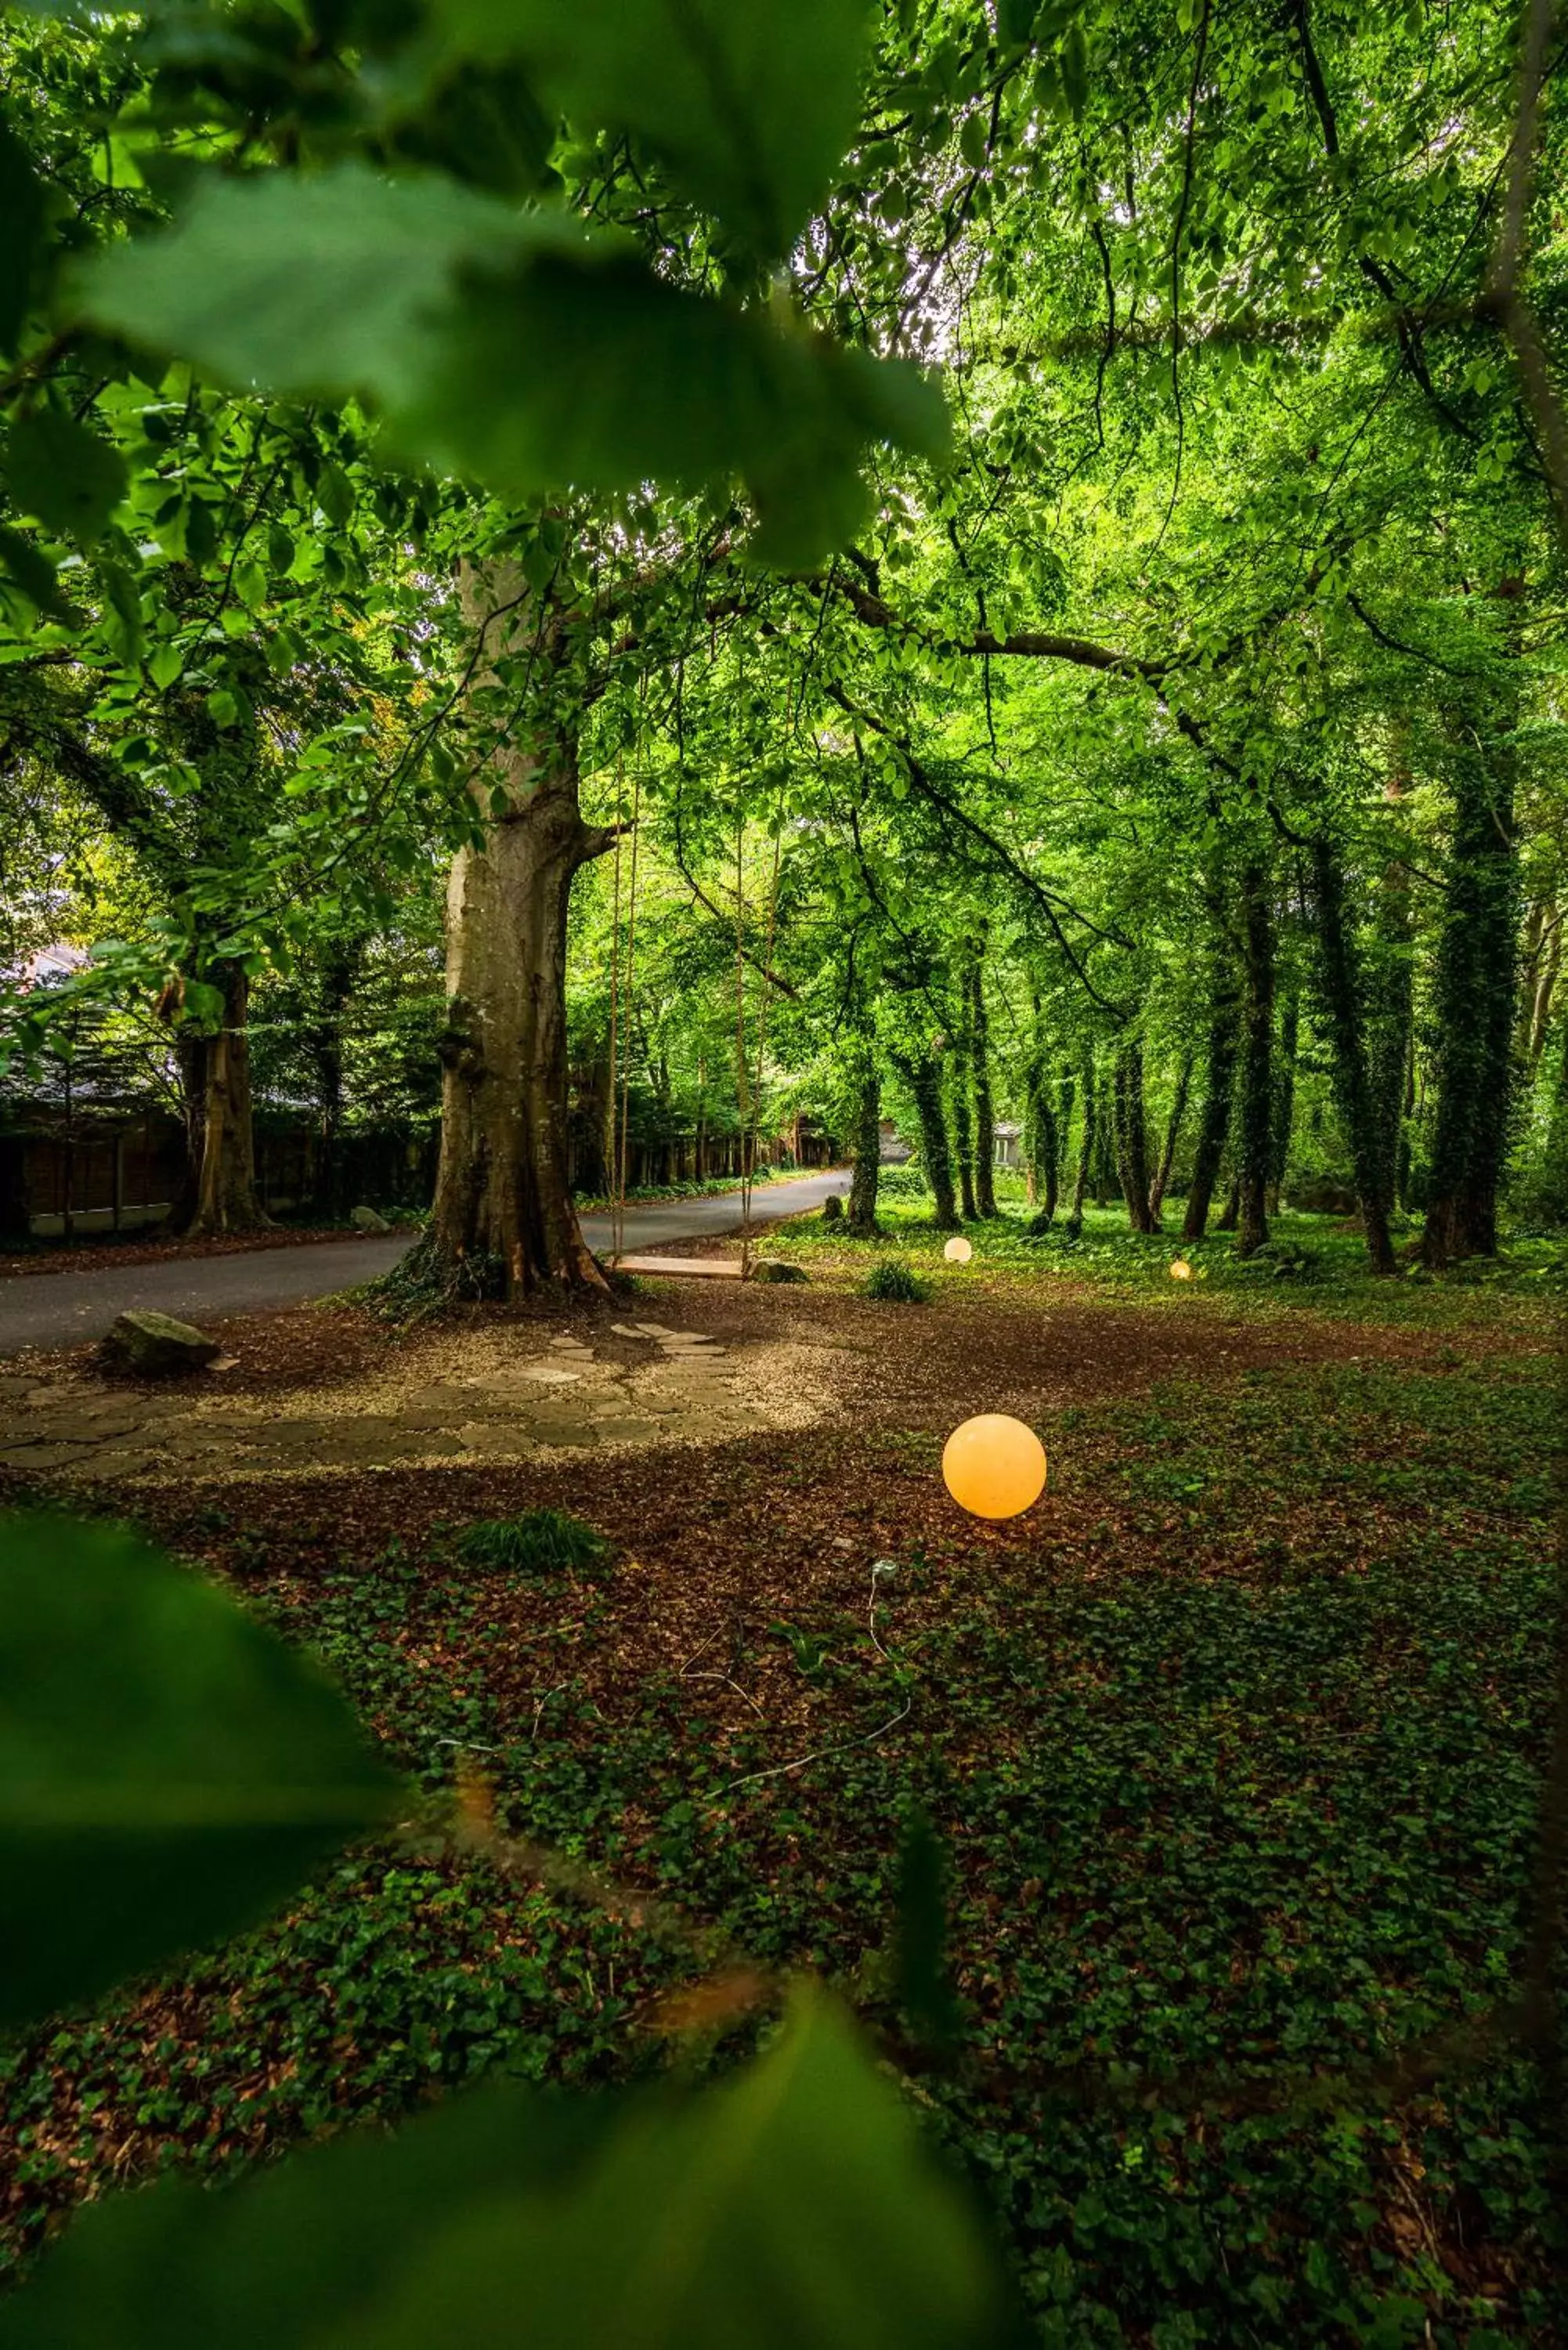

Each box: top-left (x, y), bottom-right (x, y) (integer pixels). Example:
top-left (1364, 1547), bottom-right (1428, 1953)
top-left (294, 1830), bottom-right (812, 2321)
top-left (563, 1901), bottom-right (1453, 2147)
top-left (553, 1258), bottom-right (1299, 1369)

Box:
top-left (1025, 1051), bottom-right (1058, 1225)
top-left (423, 566), bottom-right (612, 1299)
top-left (1367, 853), bottom-right (1414, 1217)
top-left (1112, 1034), bottom-right (1155, 1234)
top-left (1183, 895), bottom-right (1240, 1243)
top-left (1148, 1050), bottom-right (1193, 1227)
top-left (970, 945), bottom-right (998, 1217)
top-left (1235, 859), bottom-right (1275, 1258)
top-left (1055, 1072), bottom-right (1076, 1195)
top-left (1064, 1054), bottom-right (1095, 1236)
top-left (1266, 982), bottom-right (1299, 1218)
top-left (171, 963), bottom-right (268, 1236)
top-left (1308, 835), bottom-right (1397, 1274)
top-left (1422, 685), bottom-right (1521, 1267)
top-left (949, 1043), bottom-right (977, 1220)
top-left (847, 1058), bottom-right (882, 1236)
top-left (894, 1047), bottom-right (959, 1231)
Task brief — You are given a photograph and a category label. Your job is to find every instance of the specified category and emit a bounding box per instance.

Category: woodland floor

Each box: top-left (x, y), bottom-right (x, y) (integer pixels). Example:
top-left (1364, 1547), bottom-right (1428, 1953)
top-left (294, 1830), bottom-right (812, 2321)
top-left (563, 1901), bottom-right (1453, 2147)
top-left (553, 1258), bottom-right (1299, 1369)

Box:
top-left (0, 1195), bottom-right (1563, 2347)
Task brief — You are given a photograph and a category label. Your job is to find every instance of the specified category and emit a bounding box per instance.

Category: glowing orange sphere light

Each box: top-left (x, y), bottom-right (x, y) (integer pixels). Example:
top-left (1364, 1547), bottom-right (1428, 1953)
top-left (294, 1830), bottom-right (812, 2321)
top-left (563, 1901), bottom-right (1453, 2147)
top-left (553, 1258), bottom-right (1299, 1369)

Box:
top-left (944, 1235), bottom-right (974, 1264)
top-left (942, 1413), bottom-right (1047, 1520)
top-left (1169, 1259), bottom-right (1193, 1281)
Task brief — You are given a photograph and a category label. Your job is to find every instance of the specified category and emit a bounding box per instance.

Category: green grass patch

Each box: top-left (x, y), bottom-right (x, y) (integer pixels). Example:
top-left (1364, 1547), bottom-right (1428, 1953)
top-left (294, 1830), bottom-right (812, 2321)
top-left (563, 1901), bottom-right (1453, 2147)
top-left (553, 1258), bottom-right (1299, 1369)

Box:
top-left (453, 1510), bottom-right (611, 1579)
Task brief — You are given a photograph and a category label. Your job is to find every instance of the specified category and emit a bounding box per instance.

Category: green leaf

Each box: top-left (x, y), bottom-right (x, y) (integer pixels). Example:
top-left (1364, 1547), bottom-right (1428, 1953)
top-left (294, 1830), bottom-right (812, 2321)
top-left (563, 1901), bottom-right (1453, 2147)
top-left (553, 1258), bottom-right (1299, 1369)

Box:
top-left (206, 686), bottom-right (240, 727)
top-left (0, 114), bottom-right (48, 355)
top-left (430, 0), bottom-right (876, 258)
top-left (4, 407), bottom-right (128, 546)
top-left (896, 1810), bottom-right (961, 2056)
top-left (0, 1514), bottom-right (398, 2032)
top-left (0, 524), bottom-right (78, 624)
top-left (8, 1990), bottom-right (1022, 2347)
top-left (78, 168), bottom-right (948, 569)
top-left (148, 640), bottom-right (182, 689)
top-left (99, 559), bottom-right (145, 665)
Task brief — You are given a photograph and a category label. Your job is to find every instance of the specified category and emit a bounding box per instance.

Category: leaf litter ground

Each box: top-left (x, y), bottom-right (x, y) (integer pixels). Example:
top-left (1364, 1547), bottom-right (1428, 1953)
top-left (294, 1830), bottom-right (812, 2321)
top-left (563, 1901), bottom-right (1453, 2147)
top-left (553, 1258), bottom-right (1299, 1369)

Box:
top-left (0, 1222), bottom-right (1563, 2347)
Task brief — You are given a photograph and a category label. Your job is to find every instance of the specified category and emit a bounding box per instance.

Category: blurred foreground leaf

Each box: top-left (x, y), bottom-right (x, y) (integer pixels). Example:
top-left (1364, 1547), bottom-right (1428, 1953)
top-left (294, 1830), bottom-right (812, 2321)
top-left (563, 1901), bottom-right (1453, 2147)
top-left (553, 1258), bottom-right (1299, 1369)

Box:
top-left (431, 0), bottom-right (876, 259)
top-left (0, 1513), bottom-right (399, 2031)
top-left (77, 167), bottom-right (947, 568)
top-left (9, 1990), bottom-right (1024, 2347)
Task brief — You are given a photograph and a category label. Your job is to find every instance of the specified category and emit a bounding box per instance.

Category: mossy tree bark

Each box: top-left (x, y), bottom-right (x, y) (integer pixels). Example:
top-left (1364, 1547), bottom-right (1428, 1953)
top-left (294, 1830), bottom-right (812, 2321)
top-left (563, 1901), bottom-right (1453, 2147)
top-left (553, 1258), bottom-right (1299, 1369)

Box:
top-left (893, 1046), bottom-right (960, 1231)
top-left (1064, 1054), bottom-right (1096, 1236)
top-left (1183, 872), bottom-right (1241, 1242)
top-left (949, 1039), bottom-right (977, 1220)
top-left (847, 1056), bottom-right (882, 1236)
top-left (1148, 1049), bottom-right (1193, 1227)
top-left (1235, 858), bottom-right (1275, 1258)
top-left (969, 939), bottom-right (999, 1217)
top-left (1308, 834), bottom-right (1398, 1274)
top-left (1113, 1034), bottom-right (1156, 1233)
top-left (1422, 658), bottom-right (1522, 1267)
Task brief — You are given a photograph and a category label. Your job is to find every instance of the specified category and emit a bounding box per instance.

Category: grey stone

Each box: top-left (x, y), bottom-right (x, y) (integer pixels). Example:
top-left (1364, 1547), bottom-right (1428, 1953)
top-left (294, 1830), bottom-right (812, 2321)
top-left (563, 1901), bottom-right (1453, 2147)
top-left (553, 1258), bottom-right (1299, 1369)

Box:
top-left (747, 1257), bottom-right (808, 1284)
top-left (99, 1311), bottom-right (221, 1378)
top-left (350, 1205), bottom-right (392, 1232)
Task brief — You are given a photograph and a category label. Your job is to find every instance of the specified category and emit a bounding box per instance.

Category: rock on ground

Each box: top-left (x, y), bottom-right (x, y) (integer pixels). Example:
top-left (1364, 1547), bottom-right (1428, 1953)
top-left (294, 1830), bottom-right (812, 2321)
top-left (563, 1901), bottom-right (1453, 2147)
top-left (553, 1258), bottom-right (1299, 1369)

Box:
top-left (748, 1257), bottom-right (808, 1284)
top-left (350, 1206), bottom-right (392, 1232)
top-left (99, 1311), bottom-right (222, 1377)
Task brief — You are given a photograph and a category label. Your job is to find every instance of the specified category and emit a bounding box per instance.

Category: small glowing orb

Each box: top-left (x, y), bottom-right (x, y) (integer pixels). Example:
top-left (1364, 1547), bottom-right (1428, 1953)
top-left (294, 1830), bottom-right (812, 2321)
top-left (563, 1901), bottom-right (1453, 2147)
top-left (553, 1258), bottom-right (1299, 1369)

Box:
top-left (942, 1414), bottom-right (1047, 1520)
top-left (944, 1235), bottom-right (973, 1264)
top-left (1169, 1259), bottom-right (1193, 1281)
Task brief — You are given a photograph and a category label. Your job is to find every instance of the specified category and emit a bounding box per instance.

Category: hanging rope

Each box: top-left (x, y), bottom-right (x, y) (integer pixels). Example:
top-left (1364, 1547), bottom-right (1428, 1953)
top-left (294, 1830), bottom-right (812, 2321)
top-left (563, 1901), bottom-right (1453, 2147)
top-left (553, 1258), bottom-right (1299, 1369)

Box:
top-left (605, 751), bottom-right (625, 1265)
top-left (615, 757), bottom-right (643, 1265)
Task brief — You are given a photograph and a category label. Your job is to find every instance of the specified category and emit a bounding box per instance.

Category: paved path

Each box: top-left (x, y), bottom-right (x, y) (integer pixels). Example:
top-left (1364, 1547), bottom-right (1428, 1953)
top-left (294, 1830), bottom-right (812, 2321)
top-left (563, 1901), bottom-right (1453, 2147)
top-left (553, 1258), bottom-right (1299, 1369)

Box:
top-left (0, 1170), bottom-right (849, 1356)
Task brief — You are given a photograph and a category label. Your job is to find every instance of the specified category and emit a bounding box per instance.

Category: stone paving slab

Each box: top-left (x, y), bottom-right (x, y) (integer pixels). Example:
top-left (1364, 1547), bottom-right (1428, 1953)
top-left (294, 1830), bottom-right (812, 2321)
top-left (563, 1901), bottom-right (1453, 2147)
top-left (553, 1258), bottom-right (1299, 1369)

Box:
top-left (0, 1315), bottom-right (833, 1487)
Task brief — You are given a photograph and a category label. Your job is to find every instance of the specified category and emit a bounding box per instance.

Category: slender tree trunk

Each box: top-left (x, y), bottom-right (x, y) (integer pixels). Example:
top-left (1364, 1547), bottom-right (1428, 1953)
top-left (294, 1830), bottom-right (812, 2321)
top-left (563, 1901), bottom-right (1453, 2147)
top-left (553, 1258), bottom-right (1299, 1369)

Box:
top-left (1149, 1050), bottom-right (1194, 1227)
top-left (847, 1058), bottom-right (882, 1236)
top-left (1183, 889), bottom-right (1241, 1242)
top-left (1308, 835), bottom-right (1398, 1274)
top-left (1266, 985), bottom-right (1299, 1218)
top-left (1026, 1064), bottom-right (1059, 1225)
top-left (1055, 1072), bottom-right (1075, 1193)
top-left (949, 1045), bottom-right (977, 1220)
top-left (970, 945), bottom-right (998, 1217)
top-left (1113, 1035), bottom-right (1156, 1232)
top-left (1064, 1054), bottom-right (1096, 1236)
top-left (1422, 668), bottom-right (1522, 1267)
top-left (423, 566), bottom-right (612, 1298)
top-left (1367, 858), bottom-right (1414, 1219)
top-left (1216, 1173), bottom-right (1241, 1232)
top-left (1235, 859), bottom-right (1275, 1257)
top-left (172, 963), bottom-right (268, 1235)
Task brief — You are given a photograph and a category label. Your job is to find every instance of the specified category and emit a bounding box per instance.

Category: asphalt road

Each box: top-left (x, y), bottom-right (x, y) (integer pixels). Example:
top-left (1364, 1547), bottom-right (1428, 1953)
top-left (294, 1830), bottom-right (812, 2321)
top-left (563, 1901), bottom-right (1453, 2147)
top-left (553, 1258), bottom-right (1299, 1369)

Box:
top-left (0, 1170), bottom-right (851, 1357)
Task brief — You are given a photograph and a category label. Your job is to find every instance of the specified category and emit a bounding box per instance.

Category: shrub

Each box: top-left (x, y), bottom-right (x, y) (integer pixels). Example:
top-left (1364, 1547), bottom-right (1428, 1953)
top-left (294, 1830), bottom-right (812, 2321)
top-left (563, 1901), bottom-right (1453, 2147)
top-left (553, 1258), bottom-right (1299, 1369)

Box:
top-left (454, 1509), bottom-right (611, 1577)
top-left (862, 1259), bottom-right (930, 1303)
top-left (821, 1191), bottom-right (844, 1221)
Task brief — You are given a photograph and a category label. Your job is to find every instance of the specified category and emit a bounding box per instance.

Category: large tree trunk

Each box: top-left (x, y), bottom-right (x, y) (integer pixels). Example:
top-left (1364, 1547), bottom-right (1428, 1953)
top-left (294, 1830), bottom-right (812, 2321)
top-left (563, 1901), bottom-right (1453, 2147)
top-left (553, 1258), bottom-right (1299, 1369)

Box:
top-left (1235, 859), bottom-right (1275, 1258)
top-left (1422, 671), bottom-right (1522, 1267)
top-left (1308, 835), bottom-right (1398, 1274)
top-left (1149, 1050), bottom-right (1193, 1227)
top-left (1184, 880), bottom-right (1241, 1242)
top-left (424, 567), bottom-right (612, 1298)
top-left (970, 943), bottom-right (998, 1217)
top-left (893, 1047), bottom-right (959, 1230)
top-left (172, 963), bottom-right (268, 1236)
top-left (847, 1058), bottom-right (882, 1236)
top-left (1113, 1035), bottom-right (1156, 1233)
